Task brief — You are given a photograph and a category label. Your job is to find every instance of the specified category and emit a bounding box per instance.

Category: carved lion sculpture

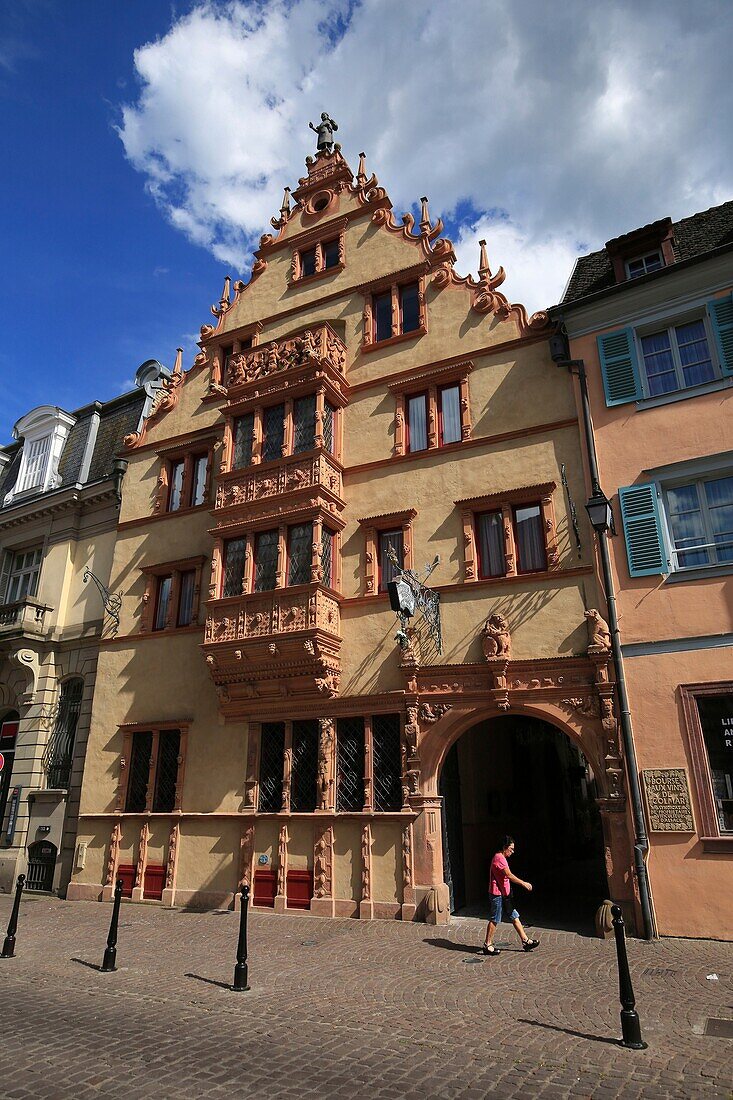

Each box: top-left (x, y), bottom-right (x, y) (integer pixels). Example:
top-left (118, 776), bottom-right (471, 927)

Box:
top-left (481, 614), bottom-right (512, 660)
top-left (585, 608), bottom-right (611, 651)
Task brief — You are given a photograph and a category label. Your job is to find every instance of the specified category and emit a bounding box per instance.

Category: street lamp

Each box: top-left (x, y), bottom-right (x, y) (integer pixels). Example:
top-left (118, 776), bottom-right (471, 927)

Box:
top-left (585, 485), bottom-right (614, 533)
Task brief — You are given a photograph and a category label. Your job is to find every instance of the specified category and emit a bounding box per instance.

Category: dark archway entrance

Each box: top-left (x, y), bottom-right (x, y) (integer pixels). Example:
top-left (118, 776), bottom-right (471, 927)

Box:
top-left (439, 714), bottom-right (607, 932)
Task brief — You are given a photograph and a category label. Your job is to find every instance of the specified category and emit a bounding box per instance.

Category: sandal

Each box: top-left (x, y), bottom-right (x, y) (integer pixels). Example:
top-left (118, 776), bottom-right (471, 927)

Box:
top-left (482, 944), bottom-right (501, 956)
top-left (523, 938), bottom-right (540, 952)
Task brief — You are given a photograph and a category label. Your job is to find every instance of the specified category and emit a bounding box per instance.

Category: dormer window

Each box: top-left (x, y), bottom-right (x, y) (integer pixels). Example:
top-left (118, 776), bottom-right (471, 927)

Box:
top-left (4, 406), bottom-right (76, 506)
top-left (626, 251), bottom-right (664, 279)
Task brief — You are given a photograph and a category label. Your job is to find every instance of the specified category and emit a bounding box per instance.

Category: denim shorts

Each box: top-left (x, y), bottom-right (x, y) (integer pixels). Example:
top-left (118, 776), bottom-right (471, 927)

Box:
top-left (489, 893), bottom-right (519, 924)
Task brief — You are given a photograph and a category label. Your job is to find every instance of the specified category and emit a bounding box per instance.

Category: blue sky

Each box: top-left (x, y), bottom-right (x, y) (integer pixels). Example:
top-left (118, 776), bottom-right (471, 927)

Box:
top-left (2, 0), bottom-right (731, 442)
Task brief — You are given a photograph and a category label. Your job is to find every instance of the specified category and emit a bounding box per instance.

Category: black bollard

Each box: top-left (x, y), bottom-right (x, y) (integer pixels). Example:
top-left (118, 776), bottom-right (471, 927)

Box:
top-left (611, 904), bottom-right (648, 1049)
top-left (1, 873), bottom-right (26, 958)
top-left (232, 882), bottom-right (250, 991)
top-left (101, 878), bottom-right (124, 972)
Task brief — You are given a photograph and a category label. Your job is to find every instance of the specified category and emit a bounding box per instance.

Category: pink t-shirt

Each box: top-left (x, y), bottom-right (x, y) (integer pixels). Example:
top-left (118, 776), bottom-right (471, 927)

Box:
top-left (489, 852), bottom-right (511, 896)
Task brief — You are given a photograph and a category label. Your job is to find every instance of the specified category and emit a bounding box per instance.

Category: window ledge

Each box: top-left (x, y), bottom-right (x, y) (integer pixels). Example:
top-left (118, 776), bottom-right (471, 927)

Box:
top-left (362, 326), bottom-right (426, 354)
top-left (636, 376), bottom-right (732, 410)
top-left (700, 836), bottom-right (733, 852)
top-left (664, 563), bottom-right (733, 585)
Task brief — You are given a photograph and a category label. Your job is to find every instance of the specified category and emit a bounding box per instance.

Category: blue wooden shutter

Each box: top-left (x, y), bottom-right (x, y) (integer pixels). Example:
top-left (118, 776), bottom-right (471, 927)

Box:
top-left (597, 328), bottom-right (642, 405)
top-left (618, 484), bottom-right (668, 577)
top-left (707, 293), bottom-right (733, 377)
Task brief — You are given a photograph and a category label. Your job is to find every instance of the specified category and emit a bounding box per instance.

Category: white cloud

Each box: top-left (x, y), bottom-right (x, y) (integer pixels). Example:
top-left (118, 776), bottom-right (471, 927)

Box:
top-left (118, 0), bottom-right (733, 309)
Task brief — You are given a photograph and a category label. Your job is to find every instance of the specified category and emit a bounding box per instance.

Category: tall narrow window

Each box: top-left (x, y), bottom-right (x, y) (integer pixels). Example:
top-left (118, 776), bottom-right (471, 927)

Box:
top-left (514, 503), bottom-right (546, 572)
top-left (321, 527), bottom-right (334, 588)
top-left (153, 576), bottom-right (172, 631)
top-left (300, 247), bottom-right (317, 277)
top-left (45, 678), bottom-right (83, 789)
top-left (336, 716), bottom-right (365, 812)
top-left (323, 402), bottom-right (335, 454)
top-left (262, 404), bottom-right (285, 463)
top-left (439, 385), bottom-right (461, 445)
top-left (3, 547), bottom-right (42, 603)
top-left (254, 529), bottom-right (279, 592)
top-left (168, 461), bottom-right (185, 511)
top-left (153, 729), bottom-right (180, 813)
top-left (126, 731), bottom-right (153, 813)
top-left (287, 523), bottom-right (312, 586)
top-left (323, 238), bottom-right (340, 269)
top-left (477, 511), bottom-right (505, 578)
top-left (17, 435), bottom-right (51, 493)
top-left (177, 571), bottom-right (196, 627)
top-left (223, 538), bottom-right (246, 598)
top-left (696, 694), bottom-right (733, 834)
top-left (258, 722), bottom-right (285, 812)
top-left (374, 291), bottom-right (392, 343)
top-left (372, 713), bottom-right (401, 811)
top-left (378, 530), bottom-right (403, 592)
top-left (233, 413), bottom-right (254, 469)
top-left (293, 394), bottom-right (316, 454)
top-left (406, 393), bottom-right (428, 453)
top-left (291, 720), bottom-right (319, 813)
top-left (399, 282), bottom-right (420, 334)
top-left (221, 345), bottom-right (234, 378)
top-left (190, 454), bottom-right (208, 507)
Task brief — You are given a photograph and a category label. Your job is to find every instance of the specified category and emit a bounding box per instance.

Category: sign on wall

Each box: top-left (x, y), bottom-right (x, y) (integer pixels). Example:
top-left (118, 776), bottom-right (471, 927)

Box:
top-left (642, 768), bottom-right (695, 832)
top-left (5, 786), bottom-right (21, 846)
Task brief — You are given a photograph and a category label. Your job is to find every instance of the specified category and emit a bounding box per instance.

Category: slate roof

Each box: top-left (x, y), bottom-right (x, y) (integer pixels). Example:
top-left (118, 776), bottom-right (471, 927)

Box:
top-left (0, 388), bottom-right (146, 512)
top-left (561, 199), bottom-right (733, 305)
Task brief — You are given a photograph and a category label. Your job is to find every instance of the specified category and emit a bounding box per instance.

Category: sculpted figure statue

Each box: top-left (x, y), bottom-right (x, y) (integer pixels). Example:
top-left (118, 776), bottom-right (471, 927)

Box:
top-left (309, 112), bottom-right (338, 154)
top-left (585, 608), bottom-right (611, 651)
top-left (481, 613), bottom-right (512, 660)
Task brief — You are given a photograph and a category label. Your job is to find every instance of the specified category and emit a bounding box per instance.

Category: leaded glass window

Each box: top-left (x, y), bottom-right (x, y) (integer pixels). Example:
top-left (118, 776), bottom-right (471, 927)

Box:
top-left (262, 404), bottom-right (285, 463)
top-left (323, 402), bottom-right (335, 454)
top-left (258, 722), bottom-right (285, 812)
top-left (288, 523), bottom-right (312, 586)
top-left (254, 529), bottom-right (279, 592)
top-left (126, 731), bottom-right (152, 813)
top-left (321, 527), bottom-right (334, 588)
top-left (291, 720), bottom-right (319, 813)
top-left (372, 713), bottom-right (401, 811)
top-left (293, 394), bottom-right (316, 454)
top-left (153, 729), bottom-right (180, 813)
top-left (223, 538), bottom-right (246, 598)
top-left (336, 716), bottom-right (364, 812)
top-left (233, 413), bottom-right (254, 468)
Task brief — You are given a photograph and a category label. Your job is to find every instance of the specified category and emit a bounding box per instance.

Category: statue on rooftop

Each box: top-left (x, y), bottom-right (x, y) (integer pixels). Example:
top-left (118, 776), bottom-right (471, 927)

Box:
top-left (309, 112), bottom-right (338, 154)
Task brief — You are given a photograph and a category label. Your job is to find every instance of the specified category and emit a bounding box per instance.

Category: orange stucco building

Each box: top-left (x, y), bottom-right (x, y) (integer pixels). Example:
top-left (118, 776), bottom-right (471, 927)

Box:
top-left (553, 202), bottom-right (733, 938)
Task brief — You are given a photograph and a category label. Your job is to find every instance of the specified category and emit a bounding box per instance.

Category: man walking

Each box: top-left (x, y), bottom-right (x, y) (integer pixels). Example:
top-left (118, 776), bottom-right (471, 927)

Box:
top-left (482, 835), bottom-right (540, 956)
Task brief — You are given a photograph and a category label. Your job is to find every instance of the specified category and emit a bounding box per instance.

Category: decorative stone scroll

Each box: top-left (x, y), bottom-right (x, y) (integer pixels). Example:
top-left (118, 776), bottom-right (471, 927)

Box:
top-left (642, 769), bottom-right (695, 832)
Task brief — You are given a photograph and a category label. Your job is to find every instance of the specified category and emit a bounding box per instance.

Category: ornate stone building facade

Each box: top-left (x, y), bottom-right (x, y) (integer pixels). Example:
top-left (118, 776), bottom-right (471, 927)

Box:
top-left (69, 138), bottom-right (641, 930)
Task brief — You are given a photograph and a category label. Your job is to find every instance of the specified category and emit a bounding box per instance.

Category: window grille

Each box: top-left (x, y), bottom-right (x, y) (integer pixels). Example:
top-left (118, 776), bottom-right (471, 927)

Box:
top-left (291, 720), bottom-right (319, 813)
top-left (126, 731), bottom-right (153, 812)
top-left (254, 529), bottom-right (279, 592)
top-left (372, 713), bottom-right (402, 811)
top-left (321, 527), bottom-right (334, 587)
top-left (288, 523), bottom-right (312, 586)
top-left (293, 395), bottom-right (316, 454)
top-left (44, 678), bottom-right (83, 789)
top-left (223, 538), bottom-right (246, 597)
top-left (153, 729), bottom-right (180, 812)
top-left (262, 404), bottom-right (285, 463)
top-left (233, 413), bottom-right (254, 468)
top-left (258, 722), bottom-right (285, 812)
top-left (336, 716), bottom-right (365, 812)
top-left (323, 402), bottom-right (335, 454)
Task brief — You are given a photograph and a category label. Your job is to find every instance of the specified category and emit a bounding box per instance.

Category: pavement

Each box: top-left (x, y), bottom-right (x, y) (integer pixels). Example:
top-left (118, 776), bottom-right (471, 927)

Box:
top-left (0, 893), bottom-right (730, 1099)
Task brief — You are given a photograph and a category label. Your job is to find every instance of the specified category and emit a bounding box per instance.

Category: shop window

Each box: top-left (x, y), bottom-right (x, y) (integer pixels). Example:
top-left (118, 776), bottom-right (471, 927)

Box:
top-left (680, 684), bottom-right (733, 843)
top-left (123, 727), bottom-right (183, 814)
top-left (336, 716), bottom-right (365, 812)
top-left (372, 713), bottom-right (401, 811)
top-left (258, 722), bottom-right (285, 812)
top-left (0, 713), bottom-right (19, 830)
top-left (291, 720), bottom-right (319, 813)
top-left (459, 484), bottom-right (558, 582)
top-left (1, 546), bottom-right (42, 604)
top-left (141, 558), bottom-right (205, 632)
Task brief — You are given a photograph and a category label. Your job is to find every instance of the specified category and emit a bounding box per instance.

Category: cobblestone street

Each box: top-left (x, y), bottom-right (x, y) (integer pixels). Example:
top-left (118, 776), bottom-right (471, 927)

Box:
top-left (0, 894), bottom-right (730, 1099)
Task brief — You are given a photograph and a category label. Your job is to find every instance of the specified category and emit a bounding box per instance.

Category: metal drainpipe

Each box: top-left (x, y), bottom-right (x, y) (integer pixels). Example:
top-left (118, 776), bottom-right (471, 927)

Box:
top-left (569, 359), bottom-right (656, 940)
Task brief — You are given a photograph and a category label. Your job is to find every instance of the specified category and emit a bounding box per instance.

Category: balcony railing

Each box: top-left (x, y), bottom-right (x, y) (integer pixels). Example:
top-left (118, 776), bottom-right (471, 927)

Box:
top-left (0, 597), bottom-right (53, 637)
top-left (205, 586), bottom-right (340, 644)
top-left (225, 321), bottom-right (346, 389)
top-left (216, 451), bottom-right (343, 510)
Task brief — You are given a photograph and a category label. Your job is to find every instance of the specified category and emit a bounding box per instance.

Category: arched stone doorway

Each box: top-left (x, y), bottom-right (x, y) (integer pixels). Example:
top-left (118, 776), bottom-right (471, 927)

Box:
top-left (439, 714), bottom-right (607, 930)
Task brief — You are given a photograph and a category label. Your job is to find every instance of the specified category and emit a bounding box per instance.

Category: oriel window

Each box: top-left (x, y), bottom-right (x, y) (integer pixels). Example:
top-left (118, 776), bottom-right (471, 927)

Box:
top-left (293, 394), bottom-right (316, 454)
top-left (223, 538), bottom-right (246, 598)
top-left (287, 523), bottom-right (312, 586)
top-left (262, 404), bottom-right (285, 463)
top-left (254, 529), bottom-right (279, 592)
top-left (321, 527), bottom-right (334, 588)
top-left (233, 412), bottom-right (254, 469)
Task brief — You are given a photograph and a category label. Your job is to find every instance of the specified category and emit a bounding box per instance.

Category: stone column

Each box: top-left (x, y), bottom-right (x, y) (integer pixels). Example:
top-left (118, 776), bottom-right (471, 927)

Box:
top-left (161, 819), bottom-right (180, 907)
top-left (274, 822), bottom-right (289, 913)
top-left (411, 795), bottom-right (449, 924)
top-left (131, 820), bottom-right (149, 902)
top-left (311, 820), bottom-right (334, 917)
top-left (359, 821), bottom-right (373, 920)
top-left (401, 821), bottom-right (416, 921)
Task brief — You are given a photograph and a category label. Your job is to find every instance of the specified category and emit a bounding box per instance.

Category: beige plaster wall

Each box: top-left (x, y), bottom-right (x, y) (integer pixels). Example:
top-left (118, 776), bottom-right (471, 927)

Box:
top-left (176, 820), bottom-right (239, 897)
top-left (334, 820), bottom-right (361, 904)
